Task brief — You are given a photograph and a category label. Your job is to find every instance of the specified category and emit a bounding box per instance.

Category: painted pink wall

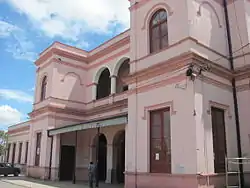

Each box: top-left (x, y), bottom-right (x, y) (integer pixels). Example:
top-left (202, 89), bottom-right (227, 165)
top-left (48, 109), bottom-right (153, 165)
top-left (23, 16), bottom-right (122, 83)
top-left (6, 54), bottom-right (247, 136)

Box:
top-left (129, 0), bottom-right (188, 72)
top-left (188, 0), bottom-right (228, 55)
top-left (228, 0), bottom-right (250, 69)
top-left (7, 0), bottom-right (250, 184)
top-left (32, 0), bottom-right (250, 109)
top-left (195, 79), bottom-right (238, 174)
top-left (127, 0), bottom-right (248, 176)
top-left (237, 88), bottom-right (250, 172)
top-left (126, 76), bottom-right (197, 174)
top-left (8, 121), bottom-right (30, 165)
top-left (51, 57), bottom-right (87, 103)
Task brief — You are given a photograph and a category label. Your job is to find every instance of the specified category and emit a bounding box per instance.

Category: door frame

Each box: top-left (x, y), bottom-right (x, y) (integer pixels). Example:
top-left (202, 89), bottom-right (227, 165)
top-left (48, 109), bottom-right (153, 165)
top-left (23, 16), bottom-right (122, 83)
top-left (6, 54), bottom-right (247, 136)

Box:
top-left (211, 106), bottom-right (227, 173)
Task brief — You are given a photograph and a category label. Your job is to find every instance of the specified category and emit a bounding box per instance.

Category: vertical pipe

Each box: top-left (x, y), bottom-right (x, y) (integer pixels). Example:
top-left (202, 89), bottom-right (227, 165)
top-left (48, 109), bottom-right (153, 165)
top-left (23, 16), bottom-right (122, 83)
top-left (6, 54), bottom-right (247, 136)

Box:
top-left (73, 131), bottom-right (78, 184)
top-left (223, 0), bottom-right (244, 186)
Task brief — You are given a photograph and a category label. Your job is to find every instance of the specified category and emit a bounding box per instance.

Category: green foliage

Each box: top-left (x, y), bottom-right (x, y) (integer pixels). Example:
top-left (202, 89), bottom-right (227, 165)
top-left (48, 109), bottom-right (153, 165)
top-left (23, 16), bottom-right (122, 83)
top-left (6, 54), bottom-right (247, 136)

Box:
top-left (0, 130), bottom-right (8, 156)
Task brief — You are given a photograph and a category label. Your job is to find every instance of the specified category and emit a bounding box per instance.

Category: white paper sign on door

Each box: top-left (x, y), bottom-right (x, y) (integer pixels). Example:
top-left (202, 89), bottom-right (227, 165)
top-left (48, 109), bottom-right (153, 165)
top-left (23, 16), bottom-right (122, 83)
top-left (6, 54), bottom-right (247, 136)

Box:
top-left (155, 153), bottom-right (160, 160)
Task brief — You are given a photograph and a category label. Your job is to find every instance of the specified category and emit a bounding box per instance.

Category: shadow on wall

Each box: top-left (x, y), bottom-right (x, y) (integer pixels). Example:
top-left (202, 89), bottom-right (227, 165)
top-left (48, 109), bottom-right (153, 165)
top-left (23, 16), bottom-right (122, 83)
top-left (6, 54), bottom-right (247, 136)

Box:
top-left (195, 1), bottom-right (228, 63)
top-left (59, 71), bottom-right (85, 103)
top-left (49, 57), bottom-right (130, 111)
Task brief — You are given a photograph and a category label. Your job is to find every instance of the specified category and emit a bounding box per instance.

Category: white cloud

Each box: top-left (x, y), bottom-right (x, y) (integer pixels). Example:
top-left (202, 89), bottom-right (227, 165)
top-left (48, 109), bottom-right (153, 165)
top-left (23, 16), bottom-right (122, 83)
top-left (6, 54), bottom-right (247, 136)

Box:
top-left (0, 20), bottom-right (38, 61)
top-left (68, 40), bottom-right (90, 49)
top-left (6, 43), bottom-right (37, 62)
top-left (6, 0), bottom-right (130, 41)
top-left (0, 20), bottom-right (18, 37)
top-left (0, 105), bottom-right (24, 127)
top-left (0, 89), bottom-right (33, 103)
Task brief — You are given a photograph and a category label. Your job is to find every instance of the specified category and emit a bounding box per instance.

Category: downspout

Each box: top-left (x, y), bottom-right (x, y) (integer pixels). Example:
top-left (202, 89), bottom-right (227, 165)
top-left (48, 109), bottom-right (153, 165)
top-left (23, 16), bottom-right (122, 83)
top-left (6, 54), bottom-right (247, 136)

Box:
top-left (223, 0), bottom-right (244, 186)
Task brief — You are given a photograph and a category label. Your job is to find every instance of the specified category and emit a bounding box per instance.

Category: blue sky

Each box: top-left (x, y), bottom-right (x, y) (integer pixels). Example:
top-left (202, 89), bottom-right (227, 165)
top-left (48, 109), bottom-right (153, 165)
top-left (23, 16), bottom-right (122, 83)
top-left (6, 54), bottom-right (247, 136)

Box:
top-left (0, 0), bottom-right (130, 130)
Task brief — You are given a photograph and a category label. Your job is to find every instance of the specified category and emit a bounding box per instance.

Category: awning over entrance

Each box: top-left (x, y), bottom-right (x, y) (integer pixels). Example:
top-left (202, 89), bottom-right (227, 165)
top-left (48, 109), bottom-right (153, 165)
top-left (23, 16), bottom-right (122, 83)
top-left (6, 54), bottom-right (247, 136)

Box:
top-left (48, 114), bottom-right (128, 136)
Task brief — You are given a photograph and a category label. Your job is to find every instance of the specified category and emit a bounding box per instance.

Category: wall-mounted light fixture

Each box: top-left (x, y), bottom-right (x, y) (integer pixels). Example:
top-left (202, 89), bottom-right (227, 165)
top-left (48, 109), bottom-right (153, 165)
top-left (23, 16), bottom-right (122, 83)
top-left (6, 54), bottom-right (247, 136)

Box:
top-left (186, 64), bottom-right (211, 81)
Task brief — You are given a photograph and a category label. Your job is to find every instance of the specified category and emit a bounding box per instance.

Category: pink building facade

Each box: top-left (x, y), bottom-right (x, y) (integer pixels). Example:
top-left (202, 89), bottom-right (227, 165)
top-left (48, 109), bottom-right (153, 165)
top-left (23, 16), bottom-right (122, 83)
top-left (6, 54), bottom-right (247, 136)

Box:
top-left (7, 0), bottom-right (250, 187)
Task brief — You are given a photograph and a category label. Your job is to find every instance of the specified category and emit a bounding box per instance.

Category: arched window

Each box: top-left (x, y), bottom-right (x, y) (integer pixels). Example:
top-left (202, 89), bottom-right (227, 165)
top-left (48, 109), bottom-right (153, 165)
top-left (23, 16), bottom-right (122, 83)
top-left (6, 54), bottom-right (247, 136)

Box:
top-left (96, 68), bottom-right (111, 100)
top-left (116, 59), bottom-right (130, 93)
top-left (150, 9), bottom-right (168, 53)
top-left (40, 76), bottom-right (47, 101)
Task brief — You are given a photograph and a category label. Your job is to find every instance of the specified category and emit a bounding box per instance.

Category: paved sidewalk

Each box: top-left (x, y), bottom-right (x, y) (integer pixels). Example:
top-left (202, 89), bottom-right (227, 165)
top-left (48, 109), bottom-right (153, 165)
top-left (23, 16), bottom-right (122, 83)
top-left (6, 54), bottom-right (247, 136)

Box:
top-left (0, 176), bottom-right (123, 188)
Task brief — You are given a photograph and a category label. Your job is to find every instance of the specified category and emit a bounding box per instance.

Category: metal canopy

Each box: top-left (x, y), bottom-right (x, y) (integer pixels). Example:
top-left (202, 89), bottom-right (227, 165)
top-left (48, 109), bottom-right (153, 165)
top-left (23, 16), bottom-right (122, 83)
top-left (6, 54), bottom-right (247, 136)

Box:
top-left (48, 115), bottom-right (127, 136)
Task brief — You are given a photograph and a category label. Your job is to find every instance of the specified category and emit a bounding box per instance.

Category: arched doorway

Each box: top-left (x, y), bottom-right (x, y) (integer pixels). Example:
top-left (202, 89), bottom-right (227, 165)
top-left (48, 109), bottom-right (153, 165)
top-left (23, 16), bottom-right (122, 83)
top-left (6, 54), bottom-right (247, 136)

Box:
top-left (116, 59), bottom-right (130, 93)
top-left (113, 130), bottom-right (125, 184)
top-left (96, 68), bottom-right (111, 100)
top-left (97, 134), bottom-right (107, 181)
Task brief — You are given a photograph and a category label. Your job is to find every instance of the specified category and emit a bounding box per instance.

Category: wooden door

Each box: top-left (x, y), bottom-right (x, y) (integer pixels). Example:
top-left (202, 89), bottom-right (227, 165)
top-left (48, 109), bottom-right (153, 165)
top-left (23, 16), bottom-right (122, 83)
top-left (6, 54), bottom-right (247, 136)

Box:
top-left (150, 108), bottom-right (171, 173)
top-left (18, 143), bottom-right (22, 164)
top-left (98, 134), bottom-right (107, 181)
top-left (12, 143), bottom-right (16, 164)
top-left (7, 144), bottom-right (10, 163)
top-left (35, 132), bottom-right (41, 166)
top-left (25, 142), bottom-right (28, 164)
top-left (211, 107), bottom-right (227, 173)
top-left (59, 145), bottom-right (75, 181)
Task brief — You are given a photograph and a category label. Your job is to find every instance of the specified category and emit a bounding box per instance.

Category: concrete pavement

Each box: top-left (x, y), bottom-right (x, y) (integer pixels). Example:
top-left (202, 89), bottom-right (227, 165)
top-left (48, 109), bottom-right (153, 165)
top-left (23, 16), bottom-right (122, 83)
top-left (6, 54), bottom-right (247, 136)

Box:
top-left (0, 176), bottom-right (123, 188)
top-left (0, 180), bottom-right (23, 188)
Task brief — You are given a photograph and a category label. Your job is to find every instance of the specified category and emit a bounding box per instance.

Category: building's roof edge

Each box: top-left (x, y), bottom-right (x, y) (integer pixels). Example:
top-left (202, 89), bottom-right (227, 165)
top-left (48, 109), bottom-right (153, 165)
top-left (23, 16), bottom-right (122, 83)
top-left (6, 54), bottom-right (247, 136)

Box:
top-left (8, 120), bottom-right (31, 130)
top-left (37, 29), bottom-right (130, 63)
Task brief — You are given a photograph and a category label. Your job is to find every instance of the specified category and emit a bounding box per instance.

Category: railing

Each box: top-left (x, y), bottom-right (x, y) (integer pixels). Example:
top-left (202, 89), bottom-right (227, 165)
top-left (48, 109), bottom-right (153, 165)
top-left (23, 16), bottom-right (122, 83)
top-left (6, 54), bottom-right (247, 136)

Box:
top-left (225, 157), bottom-right (250, 188)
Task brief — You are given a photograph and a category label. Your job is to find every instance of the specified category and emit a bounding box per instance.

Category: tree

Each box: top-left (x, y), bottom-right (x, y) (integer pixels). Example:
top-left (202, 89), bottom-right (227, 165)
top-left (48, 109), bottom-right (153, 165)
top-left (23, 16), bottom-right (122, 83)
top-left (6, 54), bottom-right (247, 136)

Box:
top-left (0, 130), bottom-right (8, 156)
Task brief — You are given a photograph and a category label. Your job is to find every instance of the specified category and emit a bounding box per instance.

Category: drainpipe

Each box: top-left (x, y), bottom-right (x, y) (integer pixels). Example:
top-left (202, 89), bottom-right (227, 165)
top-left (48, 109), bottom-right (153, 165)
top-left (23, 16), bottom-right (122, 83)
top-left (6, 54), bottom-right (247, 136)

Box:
top-left (223, 0), bottom-right (244, 186)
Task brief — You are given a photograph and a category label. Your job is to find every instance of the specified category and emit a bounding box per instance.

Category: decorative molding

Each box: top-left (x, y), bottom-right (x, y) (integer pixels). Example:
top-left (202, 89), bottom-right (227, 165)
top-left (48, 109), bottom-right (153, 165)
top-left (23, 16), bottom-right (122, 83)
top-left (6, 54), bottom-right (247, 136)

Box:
top-left (93, 66), bottom-right (112, 83)
top-left (31, 114), bottom-right (84, 124)
top-left (142, 2), bottom-right (174, 30)
top-left (129, 37), bottom-right (228, 65)
top-left (30, 100), bottom-right (127, 119)
top-left (8, 126), bottom-right (30, 135)
top-left (33, 96), bottom-right (86, 106)
top-left (126, 53), bottom-right (193, 85)
top-left (236, 84), bottom-right (250, 92)
top-left (198, 76), bottom-right (232, 92)
top-left (207, 100), bottom-right (232, 119)
top-left (112, 57), bottom-right (130, 76)
top-left (8, 131), bottom-right (29, 137)
top-left (128, 74), bottom-right (186, 96)
top-left (86, 82), bottom-right (97, 87)
top-left (197, 1), bottom-right (222, 28)
top-left (60, 72), bottom-right (84, 86)
top-left (127, 50), bottom-right (235, 86)
top-left (142, 101), bottom-right (176, 120)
